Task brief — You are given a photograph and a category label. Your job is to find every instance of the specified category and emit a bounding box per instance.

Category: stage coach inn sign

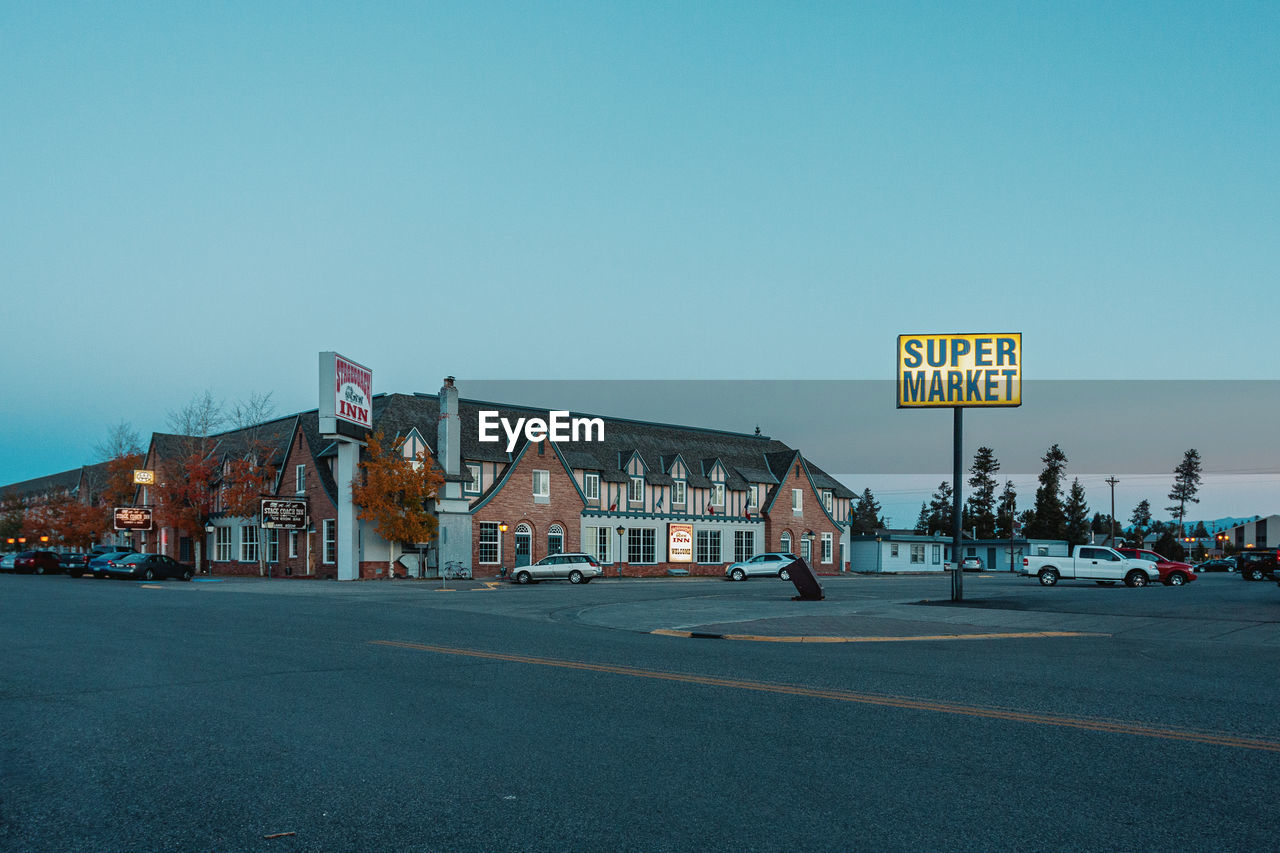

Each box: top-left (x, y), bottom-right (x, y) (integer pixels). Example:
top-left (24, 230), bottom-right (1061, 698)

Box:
top-left (319, 352), bottom-right (373, 440)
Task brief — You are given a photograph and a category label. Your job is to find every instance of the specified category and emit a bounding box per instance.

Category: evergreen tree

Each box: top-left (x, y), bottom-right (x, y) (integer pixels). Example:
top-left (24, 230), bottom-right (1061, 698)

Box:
top-left (1064, 478), bottom-right (1090, 547)
top-left (964, 446), bottom-right (1000, 539)
top-left (995, 480), bottom-right (1018, 539)
top-left (852, 488), bottom-right (883, 534)
top-left (927, 481), bottom-right (954, 535)
top-left (1166, 449), bottom-right (1203, 536)
top-left (1026, 444), bottom-right (1068, 540)
top-left (913, 502), bottom-right (929, 534)
top-left (1192, 520), bottom-right (1209, 538)
top-left (1130, 499), bottom-right (1152, 541)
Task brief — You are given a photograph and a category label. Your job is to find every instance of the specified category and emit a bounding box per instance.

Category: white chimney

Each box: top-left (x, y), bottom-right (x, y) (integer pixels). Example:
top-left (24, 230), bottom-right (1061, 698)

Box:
top-left (438, 376), bottom-right (460, 477)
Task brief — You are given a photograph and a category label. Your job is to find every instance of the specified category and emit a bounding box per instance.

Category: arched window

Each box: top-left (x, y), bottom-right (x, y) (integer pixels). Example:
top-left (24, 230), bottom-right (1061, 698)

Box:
top-left (548, 524), bottom-right (564, 556)
top-left (780, 532), bottom-right (792, 555)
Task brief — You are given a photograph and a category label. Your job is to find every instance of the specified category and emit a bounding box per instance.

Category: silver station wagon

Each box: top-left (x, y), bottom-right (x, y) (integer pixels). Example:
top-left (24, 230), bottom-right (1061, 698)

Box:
top-left (512, 553), bottom-right (604, 585)
top-left (724, 552), bottom-right (800, 581)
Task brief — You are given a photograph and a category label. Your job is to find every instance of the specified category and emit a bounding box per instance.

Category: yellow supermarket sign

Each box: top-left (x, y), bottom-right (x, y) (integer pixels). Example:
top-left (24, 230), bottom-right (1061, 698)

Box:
top-left (897, 333), bottom-right (1022, 408)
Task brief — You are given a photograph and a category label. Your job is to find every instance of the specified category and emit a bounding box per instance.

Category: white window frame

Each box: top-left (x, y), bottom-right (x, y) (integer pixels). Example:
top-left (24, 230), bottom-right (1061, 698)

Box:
top-left (734, 530), bottom-right (755, 563)
top-left (910, 544), bottom-right (926, 564)
top-left (672, 479), bottom-right (687, 506)
top-left (583, 473), bottom-right (600, 501)
top-left (240, 524), bottom-right (259, 563)
top-left (710, 483), bottom-right (725, 507)
top-left (780, 532), bottom-right (792, 555)
top-left (266, 528), bottom-right (279, 563)
top-left (215, 526), bottom-right (232, 562)
top-left (478, 521), bottom-right (501, 565)
top-left (628, 476), bottom-right (644, 504)
top-left (823, 490), bottom-right (833, 513)
top-left (289, 530), bottom-right (299, 559)
top-left (295, 464), bottom-right (305, 495)
top-left (792, 488), bottom-right (802, 513)
top-left (747, 484), bottom-right (759, 509)
top-left (801, 537), bottom-right (811, 562)
top-left (322, 519), bottom-right (336, 564)
top-left (821, 532), bottom-right (833, 563)
top-left (533, 469), bottom-right (550, 498)
top-left (696, 529), bottom-right (722, 564)
top-left (465, 463), bottom-right (482, 495)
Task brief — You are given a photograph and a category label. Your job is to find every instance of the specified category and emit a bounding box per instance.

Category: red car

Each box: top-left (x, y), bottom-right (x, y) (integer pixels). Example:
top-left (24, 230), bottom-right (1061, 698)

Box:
top-left (1116, 548), bottom-right (1196, 586)
top-left (13, 550), bottom-right (61, 575)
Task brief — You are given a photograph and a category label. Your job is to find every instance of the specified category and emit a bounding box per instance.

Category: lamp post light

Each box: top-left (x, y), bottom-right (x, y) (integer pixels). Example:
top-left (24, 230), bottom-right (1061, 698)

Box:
top-left (498, 523), bottom-right (508, 578)
top-left (615, 526), bottom-right (625, 578)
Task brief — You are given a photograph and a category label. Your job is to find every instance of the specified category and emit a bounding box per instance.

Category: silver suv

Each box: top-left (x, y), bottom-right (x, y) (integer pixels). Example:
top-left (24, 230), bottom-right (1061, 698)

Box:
top-left (512, 553), bottom-right (604, 585)
top-left (724, 553), bottom-right (800, 581)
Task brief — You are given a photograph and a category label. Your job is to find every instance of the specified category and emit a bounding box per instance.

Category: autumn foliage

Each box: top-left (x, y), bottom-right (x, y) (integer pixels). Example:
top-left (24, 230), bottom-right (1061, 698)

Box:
top-left (352, 429), bottom-right (443, 546)
top-left (155, 451), bottom-right (219, 541)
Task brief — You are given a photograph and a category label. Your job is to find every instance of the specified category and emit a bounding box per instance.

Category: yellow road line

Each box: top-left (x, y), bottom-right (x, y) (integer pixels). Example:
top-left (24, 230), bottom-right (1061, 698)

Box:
top-left (369, 640), bottom-right (1280, 753)
top-left (649, 628), bottom-right (1108, 643)
top-left (139, 584), bottom-right (164, 589)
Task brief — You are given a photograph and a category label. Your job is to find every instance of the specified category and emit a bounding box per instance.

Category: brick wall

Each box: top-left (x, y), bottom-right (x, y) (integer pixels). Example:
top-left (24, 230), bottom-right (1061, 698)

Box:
top-left (472, 442), bottom-right (585, 571)
top-left (764, 459), bottom-right (846, 572)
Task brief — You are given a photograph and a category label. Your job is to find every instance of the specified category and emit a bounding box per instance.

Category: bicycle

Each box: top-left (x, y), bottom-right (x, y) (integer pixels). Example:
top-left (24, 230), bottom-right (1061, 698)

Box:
top-left (442, 561), bottom-right (472, 580)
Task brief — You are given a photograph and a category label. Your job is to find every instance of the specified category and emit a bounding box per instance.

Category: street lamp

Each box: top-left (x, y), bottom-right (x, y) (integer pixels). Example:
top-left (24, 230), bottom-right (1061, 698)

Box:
top-left (498, 523), bottom-right (508, 577)
top-left (615, 526), bottom-right (626, 578)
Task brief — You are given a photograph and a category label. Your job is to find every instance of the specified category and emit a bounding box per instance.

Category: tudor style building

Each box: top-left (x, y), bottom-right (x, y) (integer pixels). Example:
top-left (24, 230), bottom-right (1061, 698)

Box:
top-left (7, 378), bottom-right (855, 578)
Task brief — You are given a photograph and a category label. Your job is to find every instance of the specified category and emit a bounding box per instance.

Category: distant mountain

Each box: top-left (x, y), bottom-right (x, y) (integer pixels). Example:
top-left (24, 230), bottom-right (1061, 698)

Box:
top-left (1122, 516), bottom-right (1261, 534)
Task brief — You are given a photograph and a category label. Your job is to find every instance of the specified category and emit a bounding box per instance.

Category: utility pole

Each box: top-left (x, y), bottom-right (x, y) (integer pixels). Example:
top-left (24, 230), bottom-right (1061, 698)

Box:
top-left (1105, 476), bottom-right (1119, 546)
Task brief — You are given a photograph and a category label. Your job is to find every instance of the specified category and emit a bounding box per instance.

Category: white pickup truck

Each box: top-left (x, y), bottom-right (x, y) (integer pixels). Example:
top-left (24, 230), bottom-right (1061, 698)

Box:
top-left (1021, 545), bottom-right (1161, 587)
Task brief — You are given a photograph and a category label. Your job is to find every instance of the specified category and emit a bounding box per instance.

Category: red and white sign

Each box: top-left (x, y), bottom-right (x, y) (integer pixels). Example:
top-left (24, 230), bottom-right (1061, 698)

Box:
top-left (319, 352), bottom-right (373, 437)
top-left (668, 523), bottom-right (693, 563)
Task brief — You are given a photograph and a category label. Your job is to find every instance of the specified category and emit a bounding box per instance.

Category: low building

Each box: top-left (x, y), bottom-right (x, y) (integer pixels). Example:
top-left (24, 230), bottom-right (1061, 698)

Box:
top-left (849, 530), bottom-right (1067, 574)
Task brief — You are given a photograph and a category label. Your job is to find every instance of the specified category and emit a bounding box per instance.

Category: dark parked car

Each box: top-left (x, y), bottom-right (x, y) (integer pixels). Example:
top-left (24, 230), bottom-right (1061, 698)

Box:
top-left (59, 553), bottom-right (88, 575)
top-left (1237, 551), bottom-right (1278, 582)
top-left (87, 550), bottom-right (139, 579)
top-left (0, 553), bottom-right (16, 572)
top-left (14, 550), bottom-right (61, 575)
top-left (1195, 558), bottom-right (1235, 573)
top-left (102, 553), bottom-right (195, 581)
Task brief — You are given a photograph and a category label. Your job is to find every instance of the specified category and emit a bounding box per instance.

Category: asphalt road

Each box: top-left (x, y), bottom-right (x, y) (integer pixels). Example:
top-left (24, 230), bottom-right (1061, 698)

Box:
top-left (1, 571), bottom-right (1277, 851)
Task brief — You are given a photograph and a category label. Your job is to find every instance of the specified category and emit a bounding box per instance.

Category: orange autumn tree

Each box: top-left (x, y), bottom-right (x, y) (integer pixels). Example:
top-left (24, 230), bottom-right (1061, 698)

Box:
top-left (351, 429), bottom-right (444, 576)
top-left (220, 441), bottom-right (278, 577)
top-left (52, 495), bottom-right (106, 550)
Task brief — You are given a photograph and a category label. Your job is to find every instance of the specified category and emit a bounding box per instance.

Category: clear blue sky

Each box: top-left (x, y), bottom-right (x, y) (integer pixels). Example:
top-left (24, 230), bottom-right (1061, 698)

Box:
top-left (3, 2), bottom-right (1278, 513)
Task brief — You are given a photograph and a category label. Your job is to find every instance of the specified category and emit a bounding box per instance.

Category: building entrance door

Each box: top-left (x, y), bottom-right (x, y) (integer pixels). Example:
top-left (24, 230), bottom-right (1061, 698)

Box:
top-left (514, 524), bottom-right (532, 567)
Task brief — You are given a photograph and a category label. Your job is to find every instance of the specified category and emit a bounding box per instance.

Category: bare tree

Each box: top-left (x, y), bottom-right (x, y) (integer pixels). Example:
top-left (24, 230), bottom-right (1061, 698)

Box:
top-left (229, 391), bottom-right (276, 434)
top-left (93, 421), bottom-right (144, 461)
top-left (166, 390), bottom-right (226, 455)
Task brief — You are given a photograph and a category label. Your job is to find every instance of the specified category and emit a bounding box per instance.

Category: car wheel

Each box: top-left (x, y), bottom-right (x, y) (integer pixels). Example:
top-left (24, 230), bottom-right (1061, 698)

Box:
top-left (1168, 572), bottom-right (1187, 586)
top-left (1095, 581), bottom-right (1116, 586)
top-left (779, 568), bottom-right (790, 581)
top-left (1246, 567), bottom-right (1264, 582)
top-left (568, 570), bottom-right (584, 584)
top-left (730, 568), bottom-right (746, 582)
top-left (516, 571), bottom-right (531, 585)
top-left (1038, 568), bottom-right (1059, 586)
top-left (182, 569), bottom-right (193, 581)
top-left (144, 568), bottom-right (156, 581)
top-left (1125, 570), bottom-right (1148, 588)
top-left (35, 565), bottom-right (45, 575)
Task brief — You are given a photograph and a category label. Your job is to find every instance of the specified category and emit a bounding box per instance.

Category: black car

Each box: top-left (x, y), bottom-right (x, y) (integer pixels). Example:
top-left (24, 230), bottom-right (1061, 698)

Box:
top-left (1237, 551), bottom-right (1278, 582)
top-left (59, 553), bottom-right (88, 575)
top-left (86, 550), bottom-right (139, 578)
top-left (102, 553), bottom-right (195, 581)
top-left (14, 551), bottom-right (61, 574)
top-left (1195, 558), bottom-right (1235, 573)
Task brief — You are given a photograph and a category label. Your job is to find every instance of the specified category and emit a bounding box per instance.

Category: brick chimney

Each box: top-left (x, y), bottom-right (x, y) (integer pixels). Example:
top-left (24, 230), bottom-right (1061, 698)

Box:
top-left (438, 376), bottom-right (460, 477)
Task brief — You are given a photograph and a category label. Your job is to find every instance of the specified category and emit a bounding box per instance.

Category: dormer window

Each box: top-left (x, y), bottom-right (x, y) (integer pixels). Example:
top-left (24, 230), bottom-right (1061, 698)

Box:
top-left (672, 479), bottom-right (686, 506)
top-left (822, 490), bottom-right (833, 513)
top-left (711, 483), bottom-right (725, 506)
top-left (628, 476), bottom-right (644, 503)
top-left (583, 473), bottom-right (600, 501)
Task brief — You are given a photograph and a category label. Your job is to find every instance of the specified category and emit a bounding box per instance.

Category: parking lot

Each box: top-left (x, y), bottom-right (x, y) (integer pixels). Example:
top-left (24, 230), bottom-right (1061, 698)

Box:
top-left (2, 570), bottom-right (1277, 851)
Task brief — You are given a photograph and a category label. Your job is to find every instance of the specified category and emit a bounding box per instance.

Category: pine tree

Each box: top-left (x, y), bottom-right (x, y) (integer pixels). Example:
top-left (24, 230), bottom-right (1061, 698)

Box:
top-left (964, 446), bottom-right (1000, 539)
top-left (927, 481), bottom-right (954, 536)
top-left (1064, 478), bottom-right (1090, 547)
top-left (913, 502), bottom-right (929, 534)
top-left (1026, 444), bottom-right (1068, 540)
top-left (1166, 449), bottom-right (1203, 536)
top-left (1130, 499), bottom-right (1152, 541)
top-left (995, 480), bottom-right (1018, 539)
top-left (1192, 520), bottom-right (1209, 538)
top-left (852, 488), bottom-right (883, 534)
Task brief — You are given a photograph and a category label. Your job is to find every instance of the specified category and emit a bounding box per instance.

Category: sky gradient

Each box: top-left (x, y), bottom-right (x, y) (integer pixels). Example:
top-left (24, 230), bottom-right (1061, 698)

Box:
top-left (3, 3), bottom-right (1277, 518)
